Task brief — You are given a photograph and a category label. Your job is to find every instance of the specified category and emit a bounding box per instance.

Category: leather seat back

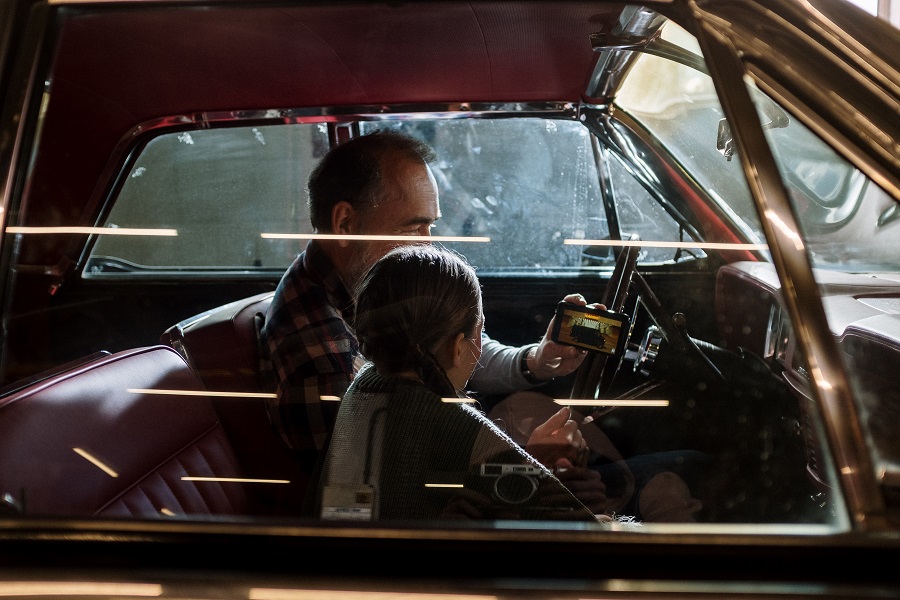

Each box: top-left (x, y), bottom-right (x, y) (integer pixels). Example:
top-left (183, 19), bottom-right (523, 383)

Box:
top-left (161, 291), bottom-right (275, 394)
top-left (0, 345), bottom-right (250, 518)
top-left (160, 293), bottom-right (309, 516)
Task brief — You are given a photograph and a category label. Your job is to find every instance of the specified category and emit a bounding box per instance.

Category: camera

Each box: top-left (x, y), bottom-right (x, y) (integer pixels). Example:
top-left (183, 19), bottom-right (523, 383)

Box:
top-left (475, 463), bottom-right (548, 505)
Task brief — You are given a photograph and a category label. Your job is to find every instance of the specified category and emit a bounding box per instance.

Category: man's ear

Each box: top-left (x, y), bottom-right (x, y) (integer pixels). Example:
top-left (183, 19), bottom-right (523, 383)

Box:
top-left (331, 201), bottom-right (357, 248)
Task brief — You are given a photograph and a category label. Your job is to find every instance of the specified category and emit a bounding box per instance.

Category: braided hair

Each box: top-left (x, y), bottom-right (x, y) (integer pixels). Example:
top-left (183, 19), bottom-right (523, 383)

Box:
top-left (353, 244), bottom-right (482, 398)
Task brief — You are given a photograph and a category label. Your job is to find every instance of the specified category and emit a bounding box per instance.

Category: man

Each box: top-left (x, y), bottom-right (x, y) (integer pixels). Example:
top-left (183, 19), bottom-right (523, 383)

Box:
top-left (263, 130), bottom-right (590, 474)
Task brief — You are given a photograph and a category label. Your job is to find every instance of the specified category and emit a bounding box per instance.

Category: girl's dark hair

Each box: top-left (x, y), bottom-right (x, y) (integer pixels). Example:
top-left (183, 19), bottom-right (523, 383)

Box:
top-left (307, 130), bottom-right (437, 232)
top-left (354, 244), bottom-right (481, 398)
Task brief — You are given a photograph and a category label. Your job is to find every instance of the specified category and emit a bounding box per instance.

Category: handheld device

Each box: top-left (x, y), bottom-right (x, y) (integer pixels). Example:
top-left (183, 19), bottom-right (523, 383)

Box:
top-left (550, 302), bottom-right (630, 356)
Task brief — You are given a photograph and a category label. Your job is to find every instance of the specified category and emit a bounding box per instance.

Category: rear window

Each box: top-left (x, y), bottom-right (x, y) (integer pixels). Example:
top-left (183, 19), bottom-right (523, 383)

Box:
top-left (87, 117), bottom-right (690, 276)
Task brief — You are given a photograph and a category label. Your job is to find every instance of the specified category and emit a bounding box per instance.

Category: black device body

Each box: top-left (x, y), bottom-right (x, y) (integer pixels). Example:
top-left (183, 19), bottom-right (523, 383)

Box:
top-left (550, 302), bottom-right (630, 356)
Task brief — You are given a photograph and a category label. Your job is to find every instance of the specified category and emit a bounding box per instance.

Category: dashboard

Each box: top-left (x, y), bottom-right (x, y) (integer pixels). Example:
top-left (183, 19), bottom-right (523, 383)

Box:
top-left (714, 261), bottom-right (900, 487)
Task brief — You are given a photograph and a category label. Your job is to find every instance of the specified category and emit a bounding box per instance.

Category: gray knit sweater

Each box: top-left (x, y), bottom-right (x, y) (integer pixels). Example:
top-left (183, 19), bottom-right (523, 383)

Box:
top-left (317, 363), bottom-right (595, 522)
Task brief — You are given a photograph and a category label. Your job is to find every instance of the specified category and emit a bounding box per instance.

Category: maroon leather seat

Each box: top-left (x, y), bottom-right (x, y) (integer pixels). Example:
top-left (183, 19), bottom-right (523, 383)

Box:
top-left (160, 293), bottom-right (310, 516)
top-left (0, 345), bottom-right (251, 518)
top-left (161, 291), bottom-right (275, 394)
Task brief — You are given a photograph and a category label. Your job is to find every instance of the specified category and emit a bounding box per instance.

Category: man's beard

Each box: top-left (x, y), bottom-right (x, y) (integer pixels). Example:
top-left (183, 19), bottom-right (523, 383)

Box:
top-left (342, 240), bottom-right (383, 292)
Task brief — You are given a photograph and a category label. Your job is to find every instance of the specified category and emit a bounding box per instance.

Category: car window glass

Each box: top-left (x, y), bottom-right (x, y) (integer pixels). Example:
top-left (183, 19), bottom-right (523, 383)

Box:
top-left (758, 97), bottom-right (900, 273)
top-left (615, 22), bottom-right (767, 251)
top-left (606, 151), bottom-right (698, 264)
top-left (363, 119), bottom-right (696, 272)
top-left (752, 85), bottom-right (900, 482)
top-left (5, 3), bottom-right (869, 532)
top-left (73, 111), bottom-right (846, 527)
top-left (87, 124), bottom-right (325, 274)
top-left (362, 119), bottom-right (608, 272)
top-left (88, 117), bottom-right (696, 276)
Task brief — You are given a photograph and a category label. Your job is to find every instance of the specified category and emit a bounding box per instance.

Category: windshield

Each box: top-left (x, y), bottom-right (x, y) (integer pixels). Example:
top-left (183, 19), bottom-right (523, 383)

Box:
top-left (614, 18), bottom-right (900, 495)
top-left (615, 21), bottom-right (900, 273)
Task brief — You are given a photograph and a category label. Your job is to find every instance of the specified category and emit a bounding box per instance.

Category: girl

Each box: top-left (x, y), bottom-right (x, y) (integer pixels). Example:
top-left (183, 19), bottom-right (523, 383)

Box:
top-left (315, 244), bottom-right (598, 522)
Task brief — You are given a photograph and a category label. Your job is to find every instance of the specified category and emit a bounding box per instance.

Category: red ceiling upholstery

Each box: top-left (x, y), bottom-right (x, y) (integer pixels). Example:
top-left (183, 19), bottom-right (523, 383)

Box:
top-left (20, 2), bottom-right (617, 265)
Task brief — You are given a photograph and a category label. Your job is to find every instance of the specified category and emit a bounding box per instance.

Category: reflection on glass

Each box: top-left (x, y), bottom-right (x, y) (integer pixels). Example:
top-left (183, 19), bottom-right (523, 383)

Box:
top-left (73, 447), bottom-right (118, 477)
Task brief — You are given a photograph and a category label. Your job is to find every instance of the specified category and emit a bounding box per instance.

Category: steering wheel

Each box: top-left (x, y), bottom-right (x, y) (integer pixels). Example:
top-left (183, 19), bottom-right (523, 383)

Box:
top-left (569, 237), bottom-right (641, 400)
top-left (569, 236), bottom-right (725, 401)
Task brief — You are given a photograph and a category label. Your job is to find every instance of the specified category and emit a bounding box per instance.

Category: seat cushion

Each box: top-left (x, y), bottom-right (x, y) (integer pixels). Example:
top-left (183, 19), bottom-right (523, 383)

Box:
top-left (160, 293), bottom-right (310, 516)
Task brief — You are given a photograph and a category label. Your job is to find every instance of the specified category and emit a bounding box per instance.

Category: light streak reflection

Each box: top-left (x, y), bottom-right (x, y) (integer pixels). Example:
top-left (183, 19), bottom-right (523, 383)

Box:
top-left (128, 388), bottom-right (276, 399)
top-left (564, 239), bottom-right (767, 251)
top-left (0, 582), bottom-right (162, 597)
top-left (251, 590), bottom-right (497, 600)
top-left (181, 476), bottom-right (290, 484)
top-left (6, 226), bottom-right (177, 236)
top-left (556, 399), bottom-right (669, 407)
top-left (72, 447), bottom-right (118, 478)
top-left (261, 233), bottom-right (489, 243)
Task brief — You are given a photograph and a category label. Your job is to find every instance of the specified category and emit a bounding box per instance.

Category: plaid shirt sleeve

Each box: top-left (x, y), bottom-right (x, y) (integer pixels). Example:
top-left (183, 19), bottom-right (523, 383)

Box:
top-left (263, 247), bottom-right (361, 468)
top-left (268, 323), bottom-right (360, 456)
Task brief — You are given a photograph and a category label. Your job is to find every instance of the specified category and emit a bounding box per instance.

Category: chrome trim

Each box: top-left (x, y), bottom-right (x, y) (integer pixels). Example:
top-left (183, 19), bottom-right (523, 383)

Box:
top-left (692, 4), bottom-right (887, 529)
top-left (592, 137), bottom-right (622, 241)
top-left (128, 102), bottom-right (579, 137)
top-left (633, 325), bottom-right (663, 377)
top-left (584, 5), bottom-right (667, 103)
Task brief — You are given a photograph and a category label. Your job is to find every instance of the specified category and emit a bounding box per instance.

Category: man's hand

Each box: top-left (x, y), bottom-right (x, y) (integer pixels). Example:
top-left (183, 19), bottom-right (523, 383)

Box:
top-left (527, 293), bottom-right (606, 380)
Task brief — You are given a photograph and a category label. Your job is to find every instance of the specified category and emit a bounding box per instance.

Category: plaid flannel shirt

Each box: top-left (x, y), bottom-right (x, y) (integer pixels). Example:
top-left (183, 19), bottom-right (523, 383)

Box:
top-left (263, 241), bottom-right (364, 464)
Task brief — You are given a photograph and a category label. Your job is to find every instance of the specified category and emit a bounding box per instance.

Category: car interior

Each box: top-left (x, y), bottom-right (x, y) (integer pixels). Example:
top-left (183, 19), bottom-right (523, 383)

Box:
top-left (0, 0), bottom-right (897, 534)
